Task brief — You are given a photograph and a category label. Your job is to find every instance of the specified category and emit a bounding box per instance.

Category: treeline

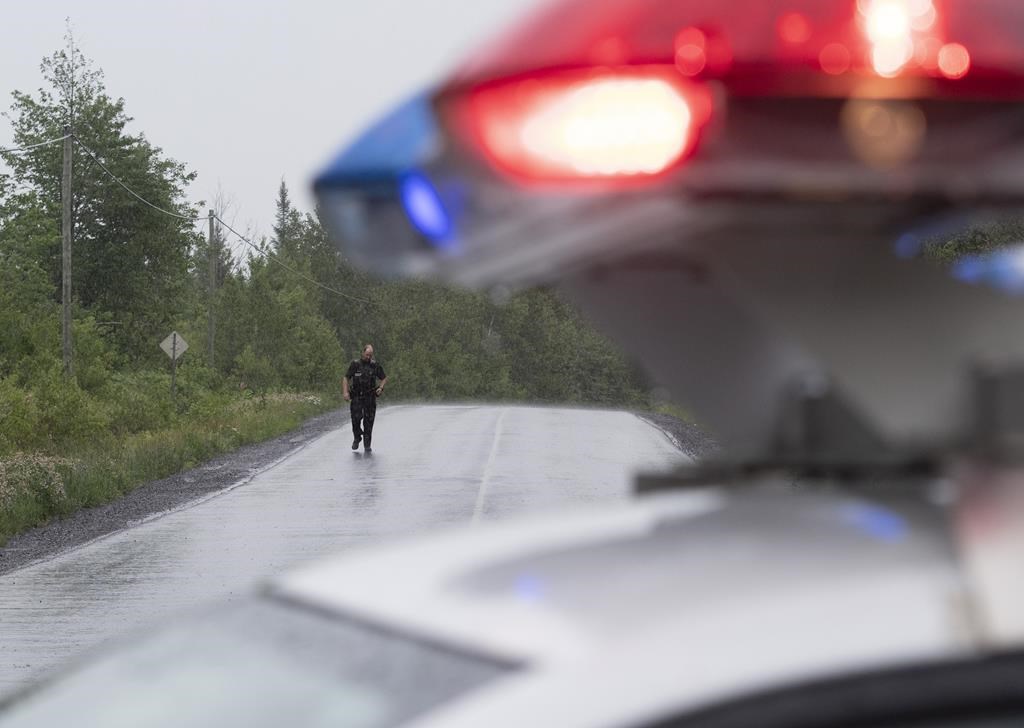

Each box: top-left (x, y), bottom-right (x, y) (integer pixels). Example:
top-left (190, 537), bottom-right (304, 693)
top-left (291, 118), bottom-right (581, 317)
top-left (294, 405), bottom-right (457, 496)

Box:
top-left (0, 42), bottom-right (650, 459)
top-left (239, 185), bottom-right (651, 405)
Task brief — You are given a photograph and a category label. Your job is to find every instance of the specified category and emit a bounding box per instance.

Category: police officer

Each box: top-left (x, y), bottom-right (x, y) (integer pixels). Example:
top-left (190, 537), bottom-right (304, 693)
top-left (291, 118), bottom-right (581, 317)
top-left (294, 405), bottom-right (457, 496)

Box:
top-left (343, 344), bottom-right (387, 453)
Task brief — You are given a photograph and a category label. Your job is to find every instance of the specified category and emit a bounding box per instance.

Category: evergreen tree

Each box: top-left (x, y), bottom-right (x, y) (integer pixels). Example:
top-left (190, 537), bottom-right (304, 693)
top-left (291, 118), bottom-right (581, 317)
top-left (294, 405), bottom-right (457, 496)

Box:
top-left (1, 32), bottom-right (200, 365)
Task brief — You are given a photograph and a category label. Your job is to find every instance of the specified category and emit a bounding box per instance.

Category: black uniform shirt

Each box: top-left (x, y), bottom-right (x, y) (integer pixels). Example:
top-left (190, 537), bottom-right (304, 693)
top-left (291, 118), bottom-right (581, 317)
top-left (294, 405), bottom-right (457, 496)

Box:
top-left (346, 359), bottom-right (386, 396)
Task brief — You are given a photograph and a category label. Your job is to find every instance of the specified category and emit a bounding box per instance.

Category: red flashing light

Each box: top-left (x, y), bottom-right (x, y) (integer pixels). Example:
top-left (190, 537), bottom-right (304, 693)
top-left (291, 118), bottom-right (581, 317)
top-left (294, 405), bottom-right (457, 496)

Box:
top-left (674, 27), bottom-right (707, 77)
top-left (938, 43), bottom-right (971, 79)
top-left (675, 45), bottom-right (707, 77)
top-left (856, 0), bottom-right (964, 79)
top-left (778, 12), bottom-right (812, 45)
top-left (819, 43), bottom-right (852, 75)
top-left (449, 0), bottom-right (1024, 105)
top-left (467, 71), bottom-right (708, 182)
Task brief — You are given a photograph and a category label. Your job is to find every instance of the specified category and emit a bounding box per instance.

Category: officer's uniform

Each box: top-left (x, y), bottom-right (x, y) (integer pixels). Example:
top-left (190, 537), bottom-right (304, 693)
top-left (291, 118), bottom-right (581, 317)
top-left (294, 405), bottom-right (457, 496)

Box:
top-left (346, 358), bottom-right (386, 449)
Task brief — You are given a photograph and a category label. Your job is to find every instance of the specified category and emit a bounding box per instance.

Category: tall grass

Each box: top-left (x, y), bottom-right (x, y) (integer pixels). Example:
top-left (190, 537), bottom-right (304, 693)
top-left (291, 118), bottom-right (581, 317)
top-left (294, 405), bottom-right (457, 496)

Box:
top-left (0, 390), bottom-right (337, 545)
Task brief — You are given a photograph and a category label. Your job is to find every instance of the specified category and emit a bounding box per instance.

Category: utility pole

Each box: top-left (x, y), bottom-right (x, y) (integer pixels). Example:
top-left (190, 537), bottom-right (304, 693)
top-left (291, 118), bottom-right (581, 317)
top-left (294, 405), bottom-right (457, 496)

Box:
top-left (171, 332), bottom-right (178, 404)
top-left (61, 125), bottom-right (73, 379)
top-left (207, 209), bottom-right (216, 368)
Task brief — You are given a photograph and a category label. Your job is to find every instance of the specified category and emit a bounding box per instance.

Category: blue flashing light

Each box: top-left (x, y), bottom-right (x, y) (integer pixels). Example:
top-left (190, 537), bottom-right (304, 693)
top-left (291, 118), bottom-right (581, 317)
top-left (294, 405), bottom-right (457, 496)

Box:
top-left (951, 246), bottom-right (1024, 294)
top-left (514, 574), bottom-right (546, 604)
top-left (952, 255), bottom-right (987, 284)
top-left (314, 92), bottom-right (441, 190)
top-left (841, 503), bottom-right (907, 543)
top-left (990, 254), bottom-right (1024, 294)
top-left (400, 172), bottom-right (452, 245)
top-left (892, 215), bottom-right (973, 261)
top-left (894, 233), bottom-right (922, 259)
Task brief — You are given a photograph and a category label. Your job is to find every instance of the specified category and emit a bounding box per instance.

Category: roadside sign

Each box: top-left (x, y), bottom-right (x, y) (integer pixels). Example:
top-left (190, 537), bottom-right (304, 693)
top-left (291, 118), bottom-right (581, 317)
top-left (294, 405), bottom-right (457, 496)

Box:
top-left (160, 332), bottom-right (189, 361)
top-left (160, 332), bottom-right (188, 405)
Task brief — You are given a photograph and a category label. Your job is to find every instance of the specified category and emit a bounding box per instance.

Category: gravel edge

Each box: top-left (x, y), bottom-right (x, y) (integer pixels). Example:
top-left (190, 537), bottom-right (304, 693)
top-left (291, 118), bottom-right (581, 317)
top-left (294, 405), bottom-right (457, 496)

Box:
top-left (635, 412), bottom-right (719, 460)
top-left (0, 408), bottom-right (350, 576)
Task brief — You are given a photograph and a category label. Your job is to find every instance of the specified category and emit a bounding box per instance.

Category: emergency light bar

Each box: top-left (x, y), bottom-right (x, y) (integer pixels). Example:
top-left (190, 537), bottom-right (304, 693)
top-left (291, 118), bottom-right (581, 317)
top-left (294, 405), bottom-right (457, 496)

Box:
top-left (313, 0), bottom-right (1024, 459)
top-left (446, 0), bottom-right (1023, 97)
top-left (311, 0), bottom-right (1024, 292)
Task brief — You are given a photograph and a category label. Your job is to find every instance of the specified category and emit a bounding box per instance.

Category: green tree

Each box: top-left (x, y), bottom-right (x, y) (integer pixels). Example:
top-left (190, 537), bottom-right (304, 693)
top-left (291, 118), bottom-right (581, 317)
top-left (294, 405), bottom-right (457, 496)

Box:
top-left (1, 32), bottom-right (201, 365)
top-left (272, 180), bottom-right (304, 260)
top-left (0, 194), bottom-right (60, 382)
top-left (210, 188), bottom-right (345, 393)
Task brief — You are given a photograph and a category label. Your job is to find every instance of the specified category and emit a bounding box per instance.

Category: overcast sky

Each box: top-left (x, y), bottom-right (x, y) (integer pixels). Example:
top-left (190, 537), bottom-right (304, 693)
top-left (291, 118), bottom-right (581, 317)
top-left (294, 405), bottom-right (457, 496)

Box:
top-left (1, 0), bottom-right (539, 249)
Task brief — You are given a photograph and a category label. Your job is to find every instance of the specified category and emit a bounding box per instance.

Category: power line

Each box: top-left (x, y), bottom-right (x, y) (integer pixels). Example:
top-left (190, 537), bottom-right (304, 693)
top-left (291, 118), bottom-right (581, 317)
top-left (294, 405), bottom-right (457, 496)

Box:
top-left (72, 135), bottom-right (207, 221)
top-left (70, 133), bottom-right (369, 304)
top-left (0, 134), bottom-right (71, 154)
top-left (214, 215), bottom-right (371, 305)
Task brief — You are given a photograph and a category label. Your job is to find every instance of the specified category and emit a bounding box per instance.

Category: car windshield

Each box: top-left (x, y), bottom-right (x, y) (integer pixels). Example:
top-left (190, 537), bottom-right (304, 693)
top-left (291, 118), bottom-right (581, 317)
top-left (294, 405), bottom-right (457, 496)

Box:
top-left (0, 597), bottom-right (511, 728)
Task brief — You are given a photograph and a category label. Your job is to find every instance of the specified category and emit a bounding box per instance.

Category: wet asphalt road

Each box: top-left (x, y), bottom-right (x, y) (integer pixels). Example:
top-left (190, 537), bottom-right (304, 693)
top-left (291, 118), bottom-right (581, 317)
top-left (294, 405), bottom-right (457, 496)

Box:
top-left (0, 405), bottom-right (685, 696)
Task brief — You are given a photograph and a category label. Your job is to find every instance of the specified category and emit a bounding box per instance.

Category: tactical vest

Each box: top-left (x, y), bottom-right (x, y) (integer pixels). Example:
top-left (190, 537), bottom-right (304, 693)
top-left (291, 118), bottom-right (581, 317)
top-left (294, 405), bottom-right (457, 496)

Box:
top-left (351, 359), bottom-right (379, 396)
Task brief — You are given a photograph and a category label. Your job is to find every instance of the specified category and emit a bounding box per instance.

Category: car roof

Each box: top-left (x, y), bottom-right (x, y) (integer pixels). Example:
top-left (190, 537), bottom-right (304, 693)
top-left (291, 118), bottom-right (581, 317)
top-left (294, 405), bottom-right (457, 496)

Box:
top-left (271, 483), bottom-right (981, 728)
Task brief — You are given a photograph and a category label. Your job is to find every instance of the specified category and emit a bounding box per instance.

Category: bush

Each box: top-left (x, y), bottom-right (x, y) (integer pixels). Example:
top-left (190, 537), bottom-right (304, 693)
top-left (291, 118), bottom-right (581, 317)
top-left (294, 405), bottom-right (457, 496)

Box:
top-left (176, 361), bottom-right (224, 393)
top-left (233, 345), bottom-right (276, 395)
top-left (0, 380), bottom-right (41, 455)
top-left (30, 367), bottom-right (113, 450)
top-left (0, 453), bottom-right (69, 513)
top-left (101, 371), bottom-right (176, 436)
top-left (72, 317), bottom-right (118, 393)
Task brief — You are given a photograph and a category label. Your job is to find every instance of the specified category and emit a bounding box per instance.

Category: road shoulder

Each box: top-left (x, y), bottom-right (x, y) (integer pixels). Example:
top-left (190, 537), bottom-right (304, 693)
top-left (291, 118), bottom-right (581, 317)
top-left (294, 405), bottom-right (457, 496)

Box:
top-left (635, 412), bottom-right (719, 460)
top-left (0, 409), bottom-right (348, 575)
top-left (2, 406), bottom-right (712, 575)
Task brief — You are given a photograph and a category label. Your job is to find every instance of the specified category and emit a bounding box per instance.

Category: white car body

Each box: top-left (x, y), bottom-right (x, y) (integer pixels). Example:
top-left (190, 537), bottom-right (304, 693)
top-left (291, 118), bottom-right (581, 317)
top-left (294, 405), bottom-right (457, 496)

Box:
top-left (268, 481), bottom-right (1020, 727)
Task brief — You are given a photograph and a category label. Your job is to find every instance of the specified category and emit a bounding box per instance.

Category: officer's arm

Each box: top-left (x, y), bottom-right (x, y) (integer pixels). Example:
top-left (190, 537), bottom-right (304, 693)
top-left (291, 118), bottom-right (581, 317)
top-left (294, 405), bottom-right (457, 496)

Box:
top-left (376, 367), bottom-right (387, 394)
top-left (343, 364), bottom-right (354, 399)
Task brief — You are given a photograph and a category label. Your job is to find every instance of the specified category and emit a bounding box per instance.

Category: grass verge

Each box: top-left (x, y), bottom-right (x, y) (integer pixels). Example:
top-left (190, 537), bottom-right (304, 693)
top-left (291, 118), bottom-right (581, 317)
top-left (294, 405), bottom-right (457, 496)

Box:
top-left (0, 392), bottom-right (338, 546)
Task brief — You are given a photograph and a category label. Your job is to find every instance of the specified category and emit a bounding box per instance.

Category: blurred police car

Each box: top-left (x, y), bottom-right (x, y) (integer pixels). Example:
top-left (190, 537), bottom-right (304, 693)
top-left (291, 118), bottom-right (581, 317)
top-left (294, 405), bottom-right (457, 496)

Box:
top-left (2, 481), bottom-right (1024, 727)
top-left (5, 0), bottom-right (1024, 725)
top-left (313, 0), bottom-right (1024, 459)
